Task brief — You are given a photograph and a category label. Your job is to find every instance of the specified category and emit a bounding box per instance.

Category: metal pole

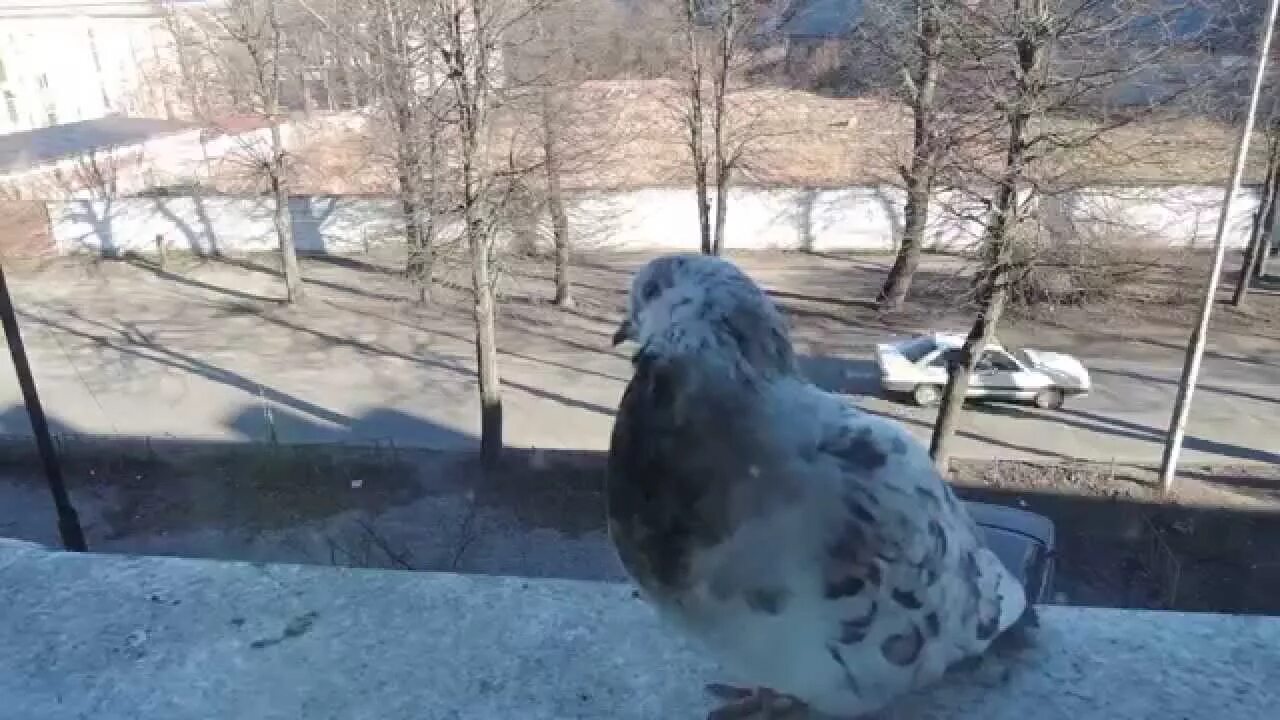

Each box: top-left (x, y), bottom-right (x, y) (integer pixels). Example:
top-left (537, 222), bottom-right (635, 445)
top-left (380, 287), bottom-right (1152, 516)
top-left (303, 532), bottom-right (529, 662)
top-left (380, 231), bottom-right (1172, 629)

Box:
top-left (0, 264), bottom-right (86, 551)
top-left (1160, 0), bottom-right (1280, 492)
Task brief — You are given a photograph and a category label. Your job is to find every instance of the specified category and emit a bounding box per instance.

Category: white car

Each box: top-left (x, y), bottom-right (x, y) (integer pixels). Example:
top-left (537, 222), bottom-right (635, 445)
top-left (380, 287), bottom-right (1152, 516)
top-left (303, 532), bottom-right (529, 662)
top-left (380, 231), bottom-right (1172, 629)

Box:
top-left (875, 332), bottom-right (1090, 409)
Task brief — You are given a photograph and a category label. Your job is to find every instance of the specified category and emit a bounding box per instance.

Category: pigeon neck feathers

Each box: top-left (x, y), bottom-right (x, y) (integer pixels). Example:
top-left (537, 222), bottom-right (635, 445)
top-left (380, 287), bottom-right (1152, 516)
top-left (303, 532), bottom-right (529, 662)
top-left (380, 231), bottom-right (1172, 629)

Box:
top-left (629, 256), bottom-right (797, 380)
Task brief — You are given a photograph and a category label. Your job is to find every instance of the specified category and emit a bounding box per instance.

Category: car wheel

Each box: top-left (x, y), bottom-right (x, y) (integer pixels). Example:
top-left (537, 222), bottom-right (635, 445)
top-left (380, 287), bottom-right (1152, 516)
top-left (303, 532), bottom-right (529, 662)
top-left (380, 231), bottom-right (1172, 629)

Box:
top-left (1034, 388), bottom-right (1064, 410)
top-left (913, 384), bottom-right (942, 407)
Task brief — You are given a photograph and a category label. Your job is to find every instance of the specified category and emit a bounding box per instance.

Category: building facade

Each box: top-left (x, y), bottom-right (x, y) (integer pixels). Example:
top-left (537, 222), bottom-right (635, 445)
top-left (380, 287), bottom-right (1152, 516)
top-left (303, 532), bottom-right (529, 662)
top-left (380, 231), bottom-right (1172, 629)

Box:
top-left (0, 1), bottom-right (206, 135)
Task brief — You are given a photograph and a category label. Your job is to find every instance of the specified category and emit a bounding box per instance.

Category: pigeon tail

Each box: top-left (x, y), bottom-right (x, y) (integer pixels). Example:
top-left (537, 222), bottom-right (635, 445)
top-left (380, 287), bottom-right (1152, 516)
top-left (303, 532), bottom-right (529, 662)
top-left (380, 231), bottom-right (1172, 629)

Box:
top-left (990, 603), bottom-right (1039, 657)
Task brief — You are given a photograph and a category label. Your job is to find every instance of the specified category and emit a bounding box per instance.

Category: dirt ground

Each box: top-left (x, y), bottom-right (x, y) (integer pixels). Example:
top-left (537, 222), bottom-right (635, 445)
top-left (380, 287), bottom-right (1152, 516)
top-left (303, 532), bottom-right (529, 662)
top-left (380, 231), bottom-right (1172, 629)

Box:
top-left (281, 80), bottom-right (1268, 194)
top-left (953, 460), bottom-right (1280, 614)
top-left (4, 439), bottom-right (1279, 615)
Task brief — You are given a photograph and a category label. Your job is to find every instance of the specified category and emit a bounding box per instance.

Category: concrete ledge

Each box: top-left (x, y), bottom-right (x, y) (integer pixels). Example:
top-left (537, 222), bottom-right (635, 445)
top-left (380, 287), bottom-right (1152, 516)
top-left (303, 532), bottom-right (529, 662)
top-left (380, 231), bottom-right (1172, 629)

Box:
top-left (1, 546), bottom-right (1277, 719)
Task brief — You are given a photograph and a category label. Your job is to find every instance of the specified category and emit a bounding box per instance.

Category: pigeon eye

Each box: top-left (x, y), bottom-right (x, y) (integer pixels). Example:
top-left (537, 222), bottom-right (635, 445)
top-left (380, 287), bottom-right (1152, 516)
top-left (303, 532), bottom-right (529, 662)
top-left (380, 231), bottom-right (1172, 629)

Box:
top-left (642, 280), bottom-right (662, 301)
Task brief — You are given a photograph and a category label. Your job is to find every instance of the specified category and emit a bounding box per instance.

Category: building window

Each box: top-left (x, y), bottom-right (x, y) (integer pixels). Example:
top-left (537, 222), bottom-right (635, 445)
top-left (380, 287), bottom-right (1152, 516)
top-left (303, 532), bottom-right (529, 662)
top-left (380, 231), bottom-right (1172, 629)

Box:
top-left (3, 91), bottom-right (16, 124)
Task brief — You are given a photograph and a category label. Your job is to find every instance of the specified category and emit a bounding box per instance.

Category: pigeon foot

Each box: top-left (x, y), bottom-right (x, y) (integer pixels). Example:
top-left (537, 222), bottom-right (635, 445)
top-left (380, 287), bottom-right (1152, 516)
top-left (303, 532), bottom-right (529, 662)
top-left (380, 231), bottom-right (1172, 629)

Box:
top-left (705, 684), bottom-right (808, 719)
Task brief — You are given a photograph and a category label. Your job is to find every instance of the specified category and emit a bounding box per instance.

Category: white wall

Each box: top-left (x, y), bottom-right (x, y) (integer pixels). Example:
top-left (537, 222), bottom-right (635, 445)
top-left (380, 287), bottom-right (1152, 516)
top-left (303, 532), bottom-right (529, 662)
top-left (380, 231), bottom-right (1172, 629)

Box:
top-left (1055, 185), bottom-right (1258, 248)
top-left (547, 185), bottom-right (1256, 253)
top-left (47, 184), bottom-right (1262, 256)
top-left (49, 195), bottom-right (404, 255)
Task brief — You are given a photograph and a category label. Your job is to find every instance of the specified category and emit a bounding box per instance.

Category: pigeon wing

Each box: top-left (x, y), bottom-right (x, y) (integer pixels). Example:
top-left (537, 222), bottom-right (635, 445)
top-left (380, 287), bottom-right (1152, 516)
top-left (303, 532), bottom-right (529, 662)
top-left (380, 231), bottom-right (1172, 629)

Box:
top-left (811, 403), bottom-right (1028, 702)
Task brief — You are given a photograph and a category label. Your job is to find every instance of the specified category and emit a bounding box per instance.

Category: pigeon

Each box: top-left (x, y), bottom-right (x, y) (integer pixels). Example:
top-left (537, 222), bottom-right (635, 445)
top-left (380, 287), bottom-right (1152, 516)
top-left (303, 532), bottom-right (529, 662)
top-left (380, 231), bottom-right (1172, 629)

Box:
top-left (606, 254), bottom-right (1032, 718)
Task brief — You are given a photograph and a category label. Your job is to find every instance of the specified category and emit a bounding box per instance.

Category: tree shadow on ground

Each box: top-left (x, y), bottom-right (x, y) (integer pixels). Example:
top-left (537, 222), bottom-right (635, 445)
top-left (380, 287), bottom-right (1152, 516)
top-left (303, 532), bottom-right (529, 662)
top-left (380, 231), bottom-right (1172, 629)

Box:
top-left (241, 308), bottom-right (619, 417)
top-left (975, 402), bottom-right (1280, 465)
top-left (308, 253), bottom-right (400, 277)
top-left (0, 413), bottom-right (616, 580)
top-left (1037, 316), bottom-right (1280, 370)
top-left (19, 308), bottom-right (353, 428)
top-left (6, 403), bottom-right (1280, 614)
top-left (1089, 365), bottom-right (1279, 406)
top-left (121, 254), bottom-right (281, 305)
top-left (1178, 466), bottom-right (1280, 504)
top-left (784, 252), bottom-right (892, 272)
top-left (768, 289), bottom-right (877, 310)
top-left (213, 255), bottom-right (408, 303)
top-left (323, 300), bottom-right (630, 384)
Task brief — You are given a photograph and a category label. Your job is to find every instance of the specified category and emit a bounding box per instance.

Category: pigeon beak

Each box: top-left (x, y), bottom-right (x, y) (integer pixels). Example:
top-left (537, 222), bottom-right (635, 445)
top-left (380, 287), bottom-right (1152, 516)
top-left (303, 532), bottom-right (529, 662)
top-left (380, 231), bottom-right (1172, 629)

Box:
top-left (612, 319), bottom-right (633, 347)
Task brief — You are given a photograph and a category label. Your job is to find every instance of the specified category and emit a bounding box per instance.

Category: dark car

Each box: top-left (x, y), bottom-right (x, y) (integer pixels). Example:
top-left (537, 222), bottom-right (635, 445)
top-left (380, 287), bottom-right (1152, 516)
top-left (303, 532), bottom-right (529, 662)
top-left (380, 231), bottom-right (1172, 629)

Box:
top-left (965, 501), bottom-right (1056, 603)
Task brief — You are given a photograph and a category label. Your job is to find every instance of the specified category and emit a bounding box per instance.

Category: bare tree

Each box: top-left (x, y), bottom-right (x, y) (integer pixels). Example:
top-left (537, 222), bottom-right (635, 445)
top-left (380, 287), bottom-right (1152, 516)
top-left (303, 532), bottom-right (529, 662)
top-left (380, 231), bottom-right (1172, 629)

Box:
top-left (502, 0), bottom-right (631, 305)
top-left (304, 0), bottom-right (542, 464)
top-left (876, 0), bottom-right (948, 310)
top-left (375, 0), bottom-right (443, 302)
top-left (928, 0), bottom-right (1050, 470)
top-left (682, 0), bottom-right (712, 253)
top-left (541, 85), bottom-right (574, 306)
top-left (1233, 112), bottom-right (1280, 306)
top-left (431, 0), bottom-right (533, 468)
top-left (678, 0), bottom-right (763, 255)
top-left (925, 0), bottom-right (1218, 470)
top-left (178, 0), bottom-right (306, 303)
top-left (301, 0), bottom-right (445, 302)
top-left (520, 10), bottom-right (578, 306)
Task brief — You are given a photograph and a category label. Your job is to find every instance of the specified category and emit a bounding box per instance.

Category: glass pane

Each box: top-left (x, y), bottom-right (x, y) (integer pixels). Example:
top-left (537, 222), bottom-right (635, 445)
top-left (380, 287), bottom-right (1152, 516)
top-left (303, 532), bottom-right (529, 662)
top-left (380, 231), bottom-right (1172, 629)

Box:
top-left (900, 336), bottom-right (938, 362)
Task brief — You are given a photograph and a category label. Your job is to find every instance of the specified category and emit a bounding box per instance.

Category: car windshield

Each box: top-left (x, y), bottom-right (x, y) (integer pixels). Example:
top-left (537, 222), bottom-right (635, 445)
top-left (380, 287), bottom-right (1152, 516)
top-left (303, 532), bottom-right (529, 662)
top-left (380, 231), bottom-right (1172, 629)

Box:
top-left (898, 336), bottom-right (938, 362)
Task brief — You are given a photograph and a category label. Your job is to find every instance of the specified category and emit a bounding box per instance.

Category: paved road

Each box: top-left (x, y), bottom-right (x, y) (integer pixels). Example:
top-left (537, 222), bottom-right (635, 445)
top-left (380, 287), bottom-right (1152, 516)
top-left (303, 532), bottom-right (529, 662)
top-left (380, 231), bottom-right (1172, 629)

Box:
top-left (807, 355), bottom-right (1280, 466)
top-left (0, 255), bottom-right (1275, 467)
top-left (1, 317), bottom-right (1275, 466)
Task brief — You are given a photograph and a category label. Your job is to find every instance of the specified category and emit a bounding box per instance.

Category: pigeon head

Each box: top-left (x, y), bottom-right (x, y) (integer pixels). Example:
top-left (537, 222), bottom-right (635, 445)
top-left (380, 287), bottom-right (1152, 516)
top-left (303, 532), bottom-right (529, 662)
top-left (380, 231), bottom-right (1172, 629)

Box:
top-left (614, 254), bottom-right (796, 376)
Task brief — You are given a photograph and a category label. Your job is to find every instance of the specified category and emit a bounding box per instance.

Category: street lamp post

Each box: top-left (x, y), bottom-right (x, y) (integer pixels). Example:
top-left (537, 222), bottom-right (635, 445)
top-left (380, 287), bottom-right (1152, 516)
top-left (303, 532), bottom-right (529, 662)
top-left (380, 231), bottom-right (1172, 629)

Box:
top-left (0, 264), bottom-right (86, 551)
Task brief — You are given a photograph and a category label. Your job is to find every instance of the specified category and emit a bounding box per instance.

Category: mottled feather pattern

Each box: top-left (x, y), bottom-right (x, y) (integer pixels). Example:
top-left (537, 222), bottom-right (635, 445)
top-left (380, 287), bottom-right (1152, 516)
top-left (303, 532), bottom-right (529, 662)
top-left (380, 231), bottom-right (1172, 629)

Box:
top-left (606, 255), bottom-right (1029, 718)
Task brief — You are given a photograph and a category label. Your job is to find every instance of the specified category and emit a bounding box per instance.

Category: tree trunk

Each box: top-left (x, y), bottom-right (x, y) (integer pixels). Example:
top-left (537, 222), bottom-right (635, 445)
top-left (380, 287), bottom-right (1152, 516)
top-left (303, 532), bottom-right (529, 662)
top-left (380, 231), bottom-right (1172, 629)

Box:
top-left (878, 0), bottom-right (942, 311)
top-left (1234, 141), bottom-right (1280, 305)
top-left (396, 102), bottom-right (433, 304)
top-left (879, 173), bottom-right (933, 309)
top-left (337, 53), bottom-right (356, 109)
top-left (269, 122), bottom-right (304, 304)
top-left (550, 190), bottom-right (573, 306)
top-left (547, 171), bottom-right (572, 306)
top-left (929, 0), bottom-right (1044, 472)
top-left (261, 0), bottom-right (302, 304)
top-left (1261, 223), bottom-right (1278, 278)
top-left (929, 178), bottom-right (1017, 472)
top-left (379, 0), bottom-right (434, 304)
top-left (710, 9), bottom-right (733, 257)
top-left (540, 90), bottom-right (573, 306)
top-left (929, 278), bottom-right (1008, 472)
top-left (712, 169), bottom-right (728, 256)
top-left (322, 54), bottom-right (336, 111)
top-left (423, 114), bottom-right (440, 286)
top-left (470, 217), bottom-right (503, 469)
top-left (694, 152), bottom-right (712, 254)
top-left (451, 0), bottom-right (502, 470)
top-left (685, 0), bottom-right (712, 255)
